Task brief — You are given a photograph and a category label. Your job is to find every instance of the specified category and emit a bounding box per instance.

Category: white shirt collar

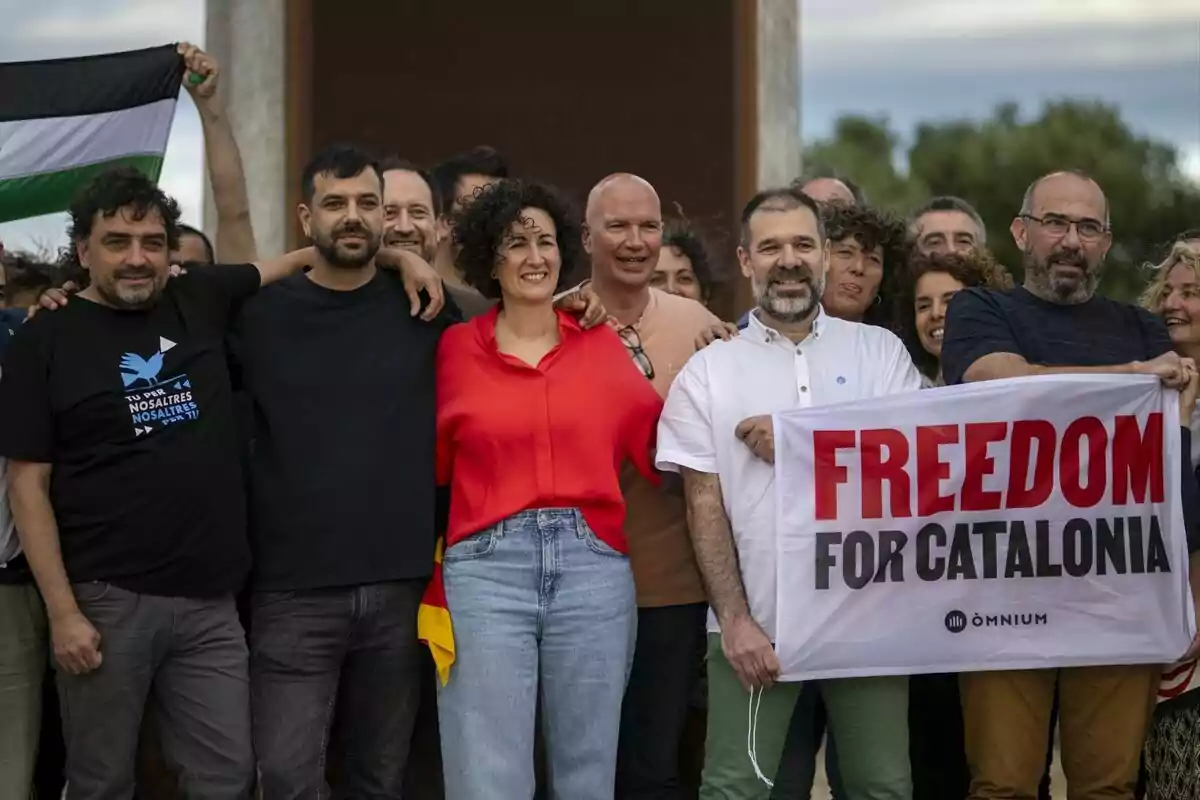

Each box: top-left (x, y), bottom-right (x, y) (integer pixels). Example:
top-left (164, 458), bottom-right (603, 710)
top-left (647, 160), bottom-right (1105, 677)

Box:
top-left (745, 305), bottom-right (825, 345)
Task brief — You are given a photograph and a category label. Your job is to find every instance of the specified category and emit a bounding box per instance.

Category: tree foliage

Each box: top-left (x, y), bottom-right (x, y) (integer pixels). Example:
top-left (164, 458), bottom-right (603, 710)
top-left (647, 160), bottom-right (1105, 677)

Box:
top-left (803, 101), bottom-right (1200, 301)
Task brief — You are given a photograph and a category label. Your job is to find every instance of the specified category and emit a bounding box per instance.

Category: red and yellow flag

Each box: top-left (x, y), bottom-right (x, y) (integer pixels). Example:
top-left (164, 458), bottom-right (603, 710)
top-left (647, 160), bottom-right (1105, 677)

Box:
top-left (418, 538), bottom-right (455, 685)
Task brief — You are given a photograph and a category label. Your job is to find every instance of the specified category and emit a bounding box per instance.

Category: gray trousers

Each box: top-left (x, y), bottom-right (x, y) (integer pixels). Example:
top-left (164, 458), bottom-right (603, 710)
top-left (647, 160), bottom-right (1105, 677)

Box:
top-left (57, 582), bottom-right (253, 800)
top-left (0, 582), bottom-right (47, 799)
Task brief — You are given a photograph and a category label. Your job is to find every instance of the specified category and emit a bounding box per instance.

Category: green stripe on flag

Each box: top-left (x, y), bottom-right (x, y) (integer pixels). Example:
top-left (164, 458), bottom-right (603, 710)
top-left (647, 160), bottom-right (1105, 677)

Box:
top-left (0, 154), bottom-right (164, 224)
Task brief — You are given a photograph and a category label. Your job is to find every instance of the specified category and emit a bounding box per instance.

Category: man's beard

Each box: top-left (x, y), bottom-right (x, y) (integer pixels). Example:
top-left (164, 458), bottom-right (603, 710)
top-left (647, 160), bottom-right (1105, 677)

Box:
top-left (754, 265), bottom-right (822, 323)
top-left (96, 266), bottom-right (165, 310)
top-left (314, 222), bottom-right (381, 269)
top-left (1023, 244), bottom-right (1098, 305)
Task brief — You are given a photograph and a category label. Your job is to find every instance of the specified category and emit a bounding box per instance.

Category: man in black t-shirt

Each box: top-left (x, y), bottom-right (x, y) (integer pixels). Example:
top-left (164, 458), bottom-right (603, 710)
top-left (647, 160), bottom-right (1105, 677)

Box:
top-left (0, 168), bottom-right (312, 799)
top-left (230, 145), bottom-right (456, 800)
top-left (941, 170), bottom-right (1200, 800)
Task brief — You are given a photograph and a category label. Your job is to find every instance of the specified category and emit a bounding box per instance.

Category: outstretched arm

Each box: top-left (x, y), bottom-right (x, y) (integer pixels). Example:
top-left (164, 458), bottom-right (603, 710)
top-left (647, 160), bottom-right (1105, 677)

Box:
top-left (179, 42), bottom-right (257, 263)
top-left (253, 247), bottom-right (316, 287)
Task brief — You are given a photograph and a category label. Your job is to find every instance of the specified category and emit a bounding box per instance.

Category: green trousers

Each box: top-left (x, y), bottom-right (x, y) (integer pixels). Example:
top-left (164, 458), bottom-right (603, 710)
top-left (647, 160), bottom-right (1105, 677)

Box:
top-left (0, 583), bottom-right (46, 800)
top-left (700, 634), bottom-right (912, 799)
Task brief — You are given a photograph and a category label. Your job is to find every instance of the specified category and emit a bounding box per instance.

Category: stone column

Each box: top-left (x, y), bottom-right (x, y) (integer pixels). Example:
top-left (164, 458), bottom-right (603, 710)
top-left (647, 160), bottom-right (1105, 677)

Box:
top-left (204, 0), bottom-right (288, 257)
top-left (755, 0), bottom-right (802, 189)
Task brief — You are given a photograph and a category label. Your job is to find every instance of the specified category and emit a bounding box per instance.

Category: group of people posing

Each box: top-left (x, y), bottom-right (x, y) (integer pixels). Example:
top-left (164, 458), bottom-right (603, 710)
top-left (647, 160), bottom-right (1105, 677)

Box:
top-left (2, 43), bottom-right (1200, 800)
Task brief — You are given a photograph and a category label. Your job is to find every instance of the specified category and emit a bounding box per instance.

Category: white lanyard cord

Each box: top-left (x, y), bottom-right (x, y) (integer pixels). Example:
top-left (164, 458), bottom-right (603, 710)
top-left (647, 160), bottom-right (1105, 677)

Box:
top-left (746, 685), bottom-right (775, 788)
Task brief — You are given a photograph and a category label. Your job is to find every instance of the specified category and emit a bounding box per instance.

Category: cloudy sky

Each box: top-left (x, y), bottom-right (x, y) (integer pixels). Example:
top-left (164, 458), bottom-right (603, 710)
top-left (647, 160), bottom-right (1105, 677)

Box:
top-left (1, 0), bottom-right (1197, 251)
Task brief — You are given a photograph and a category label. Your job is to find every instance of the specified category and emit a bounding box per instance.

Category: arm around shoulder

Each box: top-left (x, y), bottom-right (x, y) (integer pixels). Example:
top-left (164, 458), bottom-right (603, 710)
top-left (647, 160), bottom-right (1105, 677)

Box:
top-left (253, 247), bottom-right (317, 288)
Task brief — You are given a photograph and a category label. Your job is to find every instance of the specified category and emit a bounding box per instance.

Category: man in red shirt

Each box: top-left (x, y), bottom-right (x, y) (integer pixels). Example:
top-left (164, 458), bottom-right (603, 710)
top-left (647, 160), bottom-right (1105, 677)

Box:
top-left (581, 173), bottom-right (725, 798)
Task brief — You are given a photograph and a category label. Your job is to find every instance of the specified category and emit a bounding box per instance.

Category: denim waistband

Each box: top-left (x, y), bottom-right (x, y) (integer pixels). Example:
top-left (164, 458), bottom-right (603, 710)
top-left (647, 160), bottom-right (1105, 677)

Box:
top-left (499, 507), bottom-right (581, 533)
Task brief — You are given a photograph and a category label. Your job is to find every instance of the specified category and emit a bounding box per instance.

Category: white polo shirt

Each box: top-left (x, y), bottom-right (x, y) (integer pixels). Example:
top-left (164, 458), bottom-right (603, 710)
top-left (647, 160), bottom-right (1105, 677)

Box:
top-left (656, 307), bottom-right (923, 638)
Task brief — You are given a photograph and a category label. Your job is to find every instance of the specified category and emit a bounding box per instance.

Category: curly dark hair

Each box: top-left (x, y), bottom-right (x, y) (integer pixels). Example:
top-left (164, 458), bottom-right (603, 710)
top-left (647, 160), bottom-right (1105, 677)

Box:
top-left (894, 250), bottom-right (1013, 378)
top-left (662, 211), bottom-right (726, 303)
top-left (821, 203), bottom-right (909, 328)
top-left (58, 166), bottom-right (181, 286)
top-left (431, 146), bottom-right (509, 217)
top-left (452, 179), bottom-right (582, 301)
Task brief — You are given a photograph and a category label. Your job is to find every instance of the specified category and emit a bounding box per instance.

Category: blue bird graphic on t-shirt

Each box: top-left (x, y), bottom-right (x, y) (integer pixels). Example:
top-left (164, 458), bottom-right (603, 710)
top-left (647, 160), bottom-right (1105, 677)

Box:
top-left (120, 351), bottom-right (164, 388)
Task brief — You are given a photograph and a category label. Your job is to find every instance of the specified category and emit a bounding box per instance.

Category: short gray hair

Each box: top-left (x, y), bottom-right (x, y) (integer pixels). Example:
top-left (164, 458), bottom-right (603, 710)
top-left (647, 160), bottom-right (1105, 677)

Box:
top-left (908, 196), bottom-right (987, 244)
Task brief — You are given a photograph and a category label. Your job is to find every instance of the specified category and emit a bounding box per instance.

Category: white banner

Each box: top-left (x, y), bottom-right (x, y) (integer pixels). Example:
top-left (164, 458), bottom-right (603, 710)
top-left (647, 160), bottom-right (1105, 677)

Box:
top-left (773, 374), bottom-right (1196, 682)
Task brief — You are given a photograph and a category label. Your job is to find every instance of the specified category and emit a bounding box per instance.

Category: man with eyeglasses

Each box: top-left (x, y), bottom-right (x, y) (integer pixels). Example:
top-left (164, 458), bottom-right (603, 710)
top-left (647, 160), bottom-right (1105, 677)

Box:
top-left (941, 169), bottom-right (1200, 800)
top-left (581, 173), bottom-right (723, 798)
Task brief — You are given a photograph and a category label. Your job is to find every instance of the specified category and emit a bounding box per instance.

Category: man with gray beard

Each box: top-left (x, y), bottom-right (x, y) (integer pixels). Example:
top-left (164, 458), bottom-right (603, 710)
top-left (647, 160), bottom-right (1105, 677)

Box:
top-left (942, 170), bottom-right (1200, 800)
top-left (656, 187), bottom-right (921, 797)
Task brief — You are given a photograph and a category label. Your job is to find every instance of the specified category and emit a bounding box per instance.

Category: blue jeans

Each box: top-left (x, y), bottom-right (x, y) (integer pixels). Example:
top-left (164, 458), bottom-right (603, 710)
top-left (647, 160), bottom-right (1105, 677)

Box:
top-left (438, 508), bottom-right (637, 800)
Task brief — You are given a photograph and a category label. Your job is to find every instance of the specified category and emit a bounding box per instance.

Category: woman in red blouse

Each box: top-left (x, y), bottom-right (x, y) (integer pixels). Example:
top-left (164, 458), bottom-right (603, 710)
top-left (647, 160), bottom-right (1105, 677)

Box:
top-left (435, 179), bottom-right (663, 799)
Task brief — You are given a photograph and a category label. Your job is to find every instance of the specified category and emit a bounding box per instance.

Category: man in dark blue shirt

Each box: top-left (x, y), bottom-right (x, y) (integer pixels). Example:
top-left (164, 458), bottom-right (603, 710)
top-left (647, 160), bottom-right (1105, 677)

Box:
top-left (942, 169), bottom-right (1200, 800)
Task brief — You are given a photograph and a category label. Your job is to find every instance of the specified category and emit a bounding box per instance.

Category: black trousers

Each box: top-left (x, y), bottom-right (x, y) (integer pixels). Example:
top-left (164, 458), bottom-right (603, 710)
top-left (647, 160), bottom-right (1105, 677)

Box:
top-left (33, 668), bottom-right (65, 800)
top-left (616, 602), bottom-right (708, 799)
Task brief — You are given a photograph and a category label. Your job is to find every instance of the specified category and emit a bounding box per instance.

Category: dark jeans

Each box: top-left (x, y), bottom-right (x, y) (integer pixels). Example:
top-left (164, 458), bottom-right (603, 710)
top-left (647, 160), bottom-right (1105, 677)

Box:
top-left (55, 583), bottom-right (253, 799)
top-left (616, 602), bottom-right (708, 799)
top-left (773, 678), bottom-right (1060, 800)
top-left (401, 651), bottom-right (446, 799)
top-left (250, 580), bottom-right (425, 799)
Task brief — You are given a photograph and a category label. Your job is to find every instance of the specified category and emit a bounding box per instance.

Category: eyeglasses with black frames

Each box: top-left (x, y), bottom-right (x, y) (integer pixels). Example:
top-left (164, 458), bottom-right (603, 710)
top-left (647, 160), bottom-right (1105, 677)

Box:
top-left (617, 325), bottom-right (655, 380)
top-left (1020, 213), bottom-right (1108, 243)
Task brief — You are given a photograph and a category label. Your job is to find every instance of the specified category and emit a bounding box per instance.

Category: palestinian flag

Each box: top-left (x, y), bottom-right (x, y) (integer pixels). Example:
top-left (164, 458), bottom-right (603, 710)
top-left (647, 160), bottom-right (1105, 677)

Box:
top-left (418, 538), bottom-right (456, 686)
top-left (0, 45), bottom-right (184, 223)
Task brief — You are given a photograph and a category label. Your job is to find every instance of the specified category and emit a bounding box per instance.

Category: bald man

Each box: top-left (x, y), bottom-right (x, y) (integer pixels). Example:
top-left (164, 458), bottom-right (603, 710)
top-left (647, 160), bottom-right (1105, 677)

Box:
top-left (797, 176), bottom-right (858, 207)
top-left (942, 169), bottom-right (1200, 800)
top-left (584, 174), bottom-right (723, 798)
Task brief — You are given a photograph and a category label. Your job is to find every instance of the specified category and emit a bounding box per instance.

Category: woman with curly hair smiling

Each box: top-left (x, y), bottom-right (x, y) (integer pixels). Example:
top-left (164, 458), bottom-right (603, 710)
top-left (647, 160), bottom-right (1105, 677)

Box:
top-left (894, 249), bottom-right (1013, 386)
top-left (1138, 236), bottom-right (1200, 800)
top-left (434, 179), bottom-right (663, 799)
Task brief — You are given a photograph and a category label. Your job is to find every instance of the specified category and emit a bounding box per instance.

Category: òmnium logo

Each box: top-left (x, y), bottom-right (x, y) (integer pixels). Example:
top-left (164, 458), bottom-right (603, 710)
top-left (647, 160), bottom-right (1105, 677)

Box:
top-left (945, 609), bottom-right (1049, 632)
